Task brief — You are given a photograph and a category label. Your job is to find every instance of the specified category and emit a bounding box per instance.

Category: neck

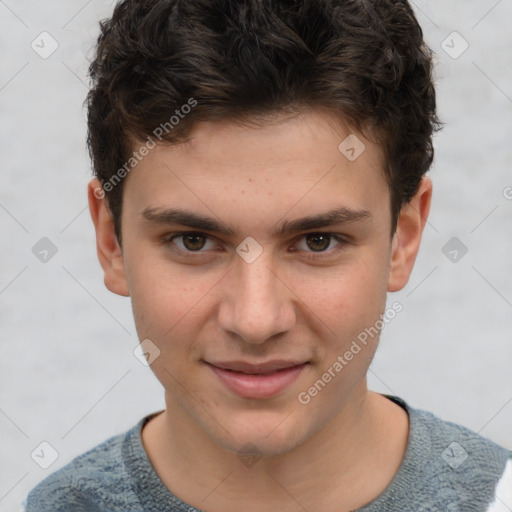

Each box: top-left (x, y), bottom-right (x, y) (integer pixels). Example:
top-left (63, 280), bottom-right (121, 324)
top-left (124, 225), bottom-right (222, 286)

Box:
top-left (142, 386), bottom-right (409, 512)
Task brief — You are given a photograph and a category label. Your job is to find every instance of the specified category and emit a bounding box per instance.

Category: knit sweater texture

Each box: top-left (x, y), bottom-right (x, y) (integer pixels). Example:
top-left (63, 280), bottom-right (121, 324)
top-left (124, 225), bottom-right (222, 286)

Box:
top-left (25, 395), bottom-right (512, 511)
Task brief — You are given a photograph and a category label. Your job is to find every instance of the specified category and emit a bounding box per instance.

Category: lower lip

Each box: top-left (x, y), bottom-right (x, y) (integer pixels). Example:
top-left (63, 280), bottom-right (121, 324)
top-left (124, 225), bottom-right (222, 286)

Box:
top-left (207, 363), bottom-right (308, 399)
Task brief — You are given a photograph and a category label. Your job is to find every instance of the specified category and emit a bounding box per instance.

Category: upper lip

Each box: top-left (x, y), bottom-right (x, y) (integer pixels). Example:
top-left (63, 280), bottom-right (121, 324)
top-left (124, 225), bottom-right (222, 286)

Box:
top-left (206, 360), bottom-right (308, 374)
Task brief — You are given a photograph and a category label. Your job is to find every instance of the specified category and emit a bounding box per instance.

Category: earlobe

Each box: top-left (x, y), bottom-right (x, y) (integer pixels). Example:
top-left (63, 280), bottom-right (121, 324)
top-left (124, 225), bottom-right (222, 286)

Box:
top-left (387, 177), bottom-right (432, 292)
top-left (88, 179), bottom-right (130, 297)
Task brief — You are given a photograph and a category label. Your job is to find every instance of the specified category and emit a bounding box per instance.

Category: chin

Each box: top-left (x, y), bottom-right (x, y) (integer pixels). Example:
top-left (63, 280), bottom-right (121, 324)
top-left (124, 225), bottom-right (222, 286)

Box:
top-left (220, 432), bottom-right (304, 459)
top-left (211, 409), bottom-right (310, 458)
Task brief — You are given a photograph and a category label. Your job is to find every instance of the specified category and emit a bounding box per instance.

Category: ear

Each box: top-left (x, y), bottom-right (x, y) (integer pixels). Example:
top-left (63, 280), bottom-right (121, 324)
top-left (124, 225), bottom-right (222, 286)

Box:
top-left (88, 179), bottom-right (130, 297)
top-left (388, 176), bottom-right (432, 292)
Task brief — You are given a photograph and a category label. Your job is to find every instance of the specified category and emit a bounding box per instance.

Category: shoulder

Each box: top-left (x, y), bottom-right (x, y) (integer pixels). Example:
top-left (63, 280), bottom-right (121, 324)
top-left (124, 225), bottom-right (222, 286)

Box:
top-left (25, 418), bottom-right (148, 512)
top-left (409, 404), bottom-right (510, 471)
top-left (396, 396), bottom-right (512, 509)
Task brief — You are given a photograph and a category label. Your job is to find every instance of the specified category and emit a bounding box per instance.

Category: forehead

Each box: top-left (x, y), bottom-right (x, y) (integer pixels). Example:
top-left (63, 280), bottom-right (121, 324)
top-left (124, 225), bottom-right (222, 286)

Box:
top-left (122, 109), bottom-right (390, 232)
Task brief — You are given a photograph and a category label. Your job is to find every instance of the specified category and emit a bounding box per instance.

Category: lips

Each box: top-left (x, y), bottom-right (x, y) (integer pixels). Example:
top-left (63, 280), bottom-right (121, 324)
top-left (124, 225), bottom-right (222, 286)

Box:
top-left (208, 360), bottom-right (307, 375)
top-left (205, 360), bottom-right (309, 399)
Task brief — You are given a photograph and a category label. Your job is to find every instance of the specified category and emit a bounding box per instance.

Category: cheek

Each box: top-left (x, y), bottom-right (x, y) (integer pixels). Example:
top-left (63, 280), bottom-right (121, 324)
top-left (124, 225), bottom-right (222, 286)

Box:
top-left (129, 280), bottom-right (208, 393)
top-left (124, 250), bottom-right (221, 357)
top-left (292, 255), bottom-right (389, 340)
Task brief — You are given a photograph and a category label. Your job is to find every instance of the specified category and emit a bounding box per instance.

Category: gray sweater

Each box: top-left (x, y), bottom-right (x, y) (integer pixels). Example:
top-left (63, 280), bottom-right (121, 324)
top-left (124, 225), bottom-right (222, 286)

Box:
top-left (25, 396), bottom-right (512, 511)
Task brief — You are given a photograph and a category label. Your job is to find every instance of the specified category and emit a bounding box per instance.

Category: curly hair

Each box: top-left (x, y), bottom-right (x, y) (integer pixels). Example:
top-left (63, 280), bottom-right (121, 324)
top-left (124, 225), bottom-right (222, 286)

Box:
top-left (86, 0), bottom-right (440, 242)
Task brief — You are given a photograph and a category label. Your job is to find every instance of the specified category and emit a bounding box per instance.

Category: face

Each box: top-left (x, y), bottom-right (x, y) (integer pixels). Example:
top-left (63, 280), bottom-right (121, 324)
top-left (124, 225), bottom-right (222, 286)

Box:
top-left (90, 108), bottom-right (429, 457)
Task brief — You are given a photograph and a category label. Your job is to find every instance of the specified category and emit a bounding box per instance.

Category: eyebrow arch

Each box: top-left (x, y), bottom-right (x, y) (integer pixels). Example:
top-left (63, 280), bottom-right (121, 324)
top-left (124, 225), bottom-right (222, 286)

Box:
top-left (142, 208), bottom-right (236, 235)
top-left (271, 207), bottom-right (371, 236)
top-left (141, 206), bottom-right (371, 237)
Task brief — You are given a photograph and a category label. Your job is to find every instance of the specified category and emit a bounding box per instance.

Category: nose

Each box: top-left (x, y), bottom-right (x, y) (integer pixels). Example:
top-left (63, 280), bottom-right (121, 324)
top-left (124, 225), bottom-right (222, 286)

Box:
top-left (217, 251), bottom-right (296, 344)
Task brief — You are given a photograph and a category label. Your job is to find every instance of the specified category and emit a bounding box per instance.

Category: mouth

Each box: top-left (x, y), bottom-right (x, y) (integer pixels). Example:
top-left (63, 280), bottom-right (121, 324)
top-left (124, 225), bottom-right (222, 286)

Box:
top-left (204, 360), bottom-right (310, 399)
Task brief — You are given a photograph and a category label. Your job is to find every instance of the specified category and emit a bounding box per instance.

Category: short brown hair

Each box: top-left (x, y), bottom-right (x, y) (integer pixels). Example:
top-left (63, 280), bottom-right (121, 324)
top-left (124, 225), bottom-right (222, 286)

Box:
top-left (87, 0), bottom-right (440, 242)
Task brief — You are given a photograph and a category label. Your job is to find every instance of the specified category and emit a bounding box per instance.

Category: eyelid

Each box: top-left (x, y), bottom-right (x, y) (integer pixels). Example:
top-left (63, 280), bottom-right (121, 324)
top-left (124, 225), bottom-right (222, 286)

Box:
top-left (164, 232), bottom-right (219, 254)
top-left (293, 233), bottom-right (349, 258)
top-left (163, 231), bottom-right (350, 257)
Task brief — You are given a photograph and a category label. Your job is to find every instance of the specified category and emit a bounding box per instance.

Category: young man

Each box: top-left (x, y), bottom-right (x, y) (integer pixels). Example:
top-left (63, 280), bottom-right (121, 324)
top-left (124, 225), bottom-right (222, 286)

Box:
top-left (26, 0), bottom-right (511, 510)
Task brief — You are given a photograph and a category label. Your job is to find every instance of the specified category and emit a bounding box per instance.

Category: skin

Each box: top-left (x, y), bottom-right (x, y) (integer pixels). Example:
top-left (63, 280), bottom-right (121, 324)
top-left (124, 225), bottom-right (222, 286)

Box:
top-left (89, 108), bottom-right (432, 512)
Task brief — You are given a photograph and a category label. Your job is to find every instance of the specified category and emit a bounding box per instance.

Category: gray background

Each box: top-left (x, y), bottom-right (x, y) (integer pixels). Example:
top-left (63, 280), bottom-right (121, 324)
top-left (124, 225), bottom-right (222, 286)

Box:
top-left (1, 1), bottom-right (511, 510)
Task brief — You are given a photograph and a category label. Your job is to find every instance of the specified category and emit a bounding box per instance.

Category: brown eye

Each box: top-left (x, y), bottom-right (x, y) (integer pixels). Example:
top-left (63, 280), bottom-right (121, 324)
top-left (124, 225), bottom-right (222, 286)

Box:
top-left (305, 233), bottom-right (331, 252)
top-left (163, 232), bottom-right (219, 257)
top-left (182, 234), bottom-right (207, 251)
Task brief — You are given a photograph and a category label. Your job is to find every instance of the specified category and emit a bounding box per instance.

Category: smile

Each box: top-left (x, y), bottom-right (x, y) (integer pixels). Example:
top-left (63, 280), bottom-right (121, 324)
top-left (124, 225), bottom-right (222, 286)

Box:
top-left (205, 361), bottom-right (309, 399)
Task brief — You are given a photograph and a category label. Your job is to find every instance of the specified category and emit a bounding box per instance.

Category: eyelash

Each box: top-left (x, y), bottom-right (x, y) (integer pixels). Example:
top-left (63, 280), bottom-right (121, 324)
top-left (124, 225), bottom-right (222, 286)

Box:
top-left (161, 232), bottom-right (350, 260)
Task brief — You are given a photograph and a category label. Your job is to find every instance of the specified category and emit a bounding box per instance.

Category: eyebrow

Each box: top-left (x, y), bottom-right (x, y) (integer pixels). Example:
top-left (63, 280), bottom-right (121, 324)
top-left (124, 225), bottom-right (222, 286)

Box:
top-left (141, 206), bottom-right (371, 237)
